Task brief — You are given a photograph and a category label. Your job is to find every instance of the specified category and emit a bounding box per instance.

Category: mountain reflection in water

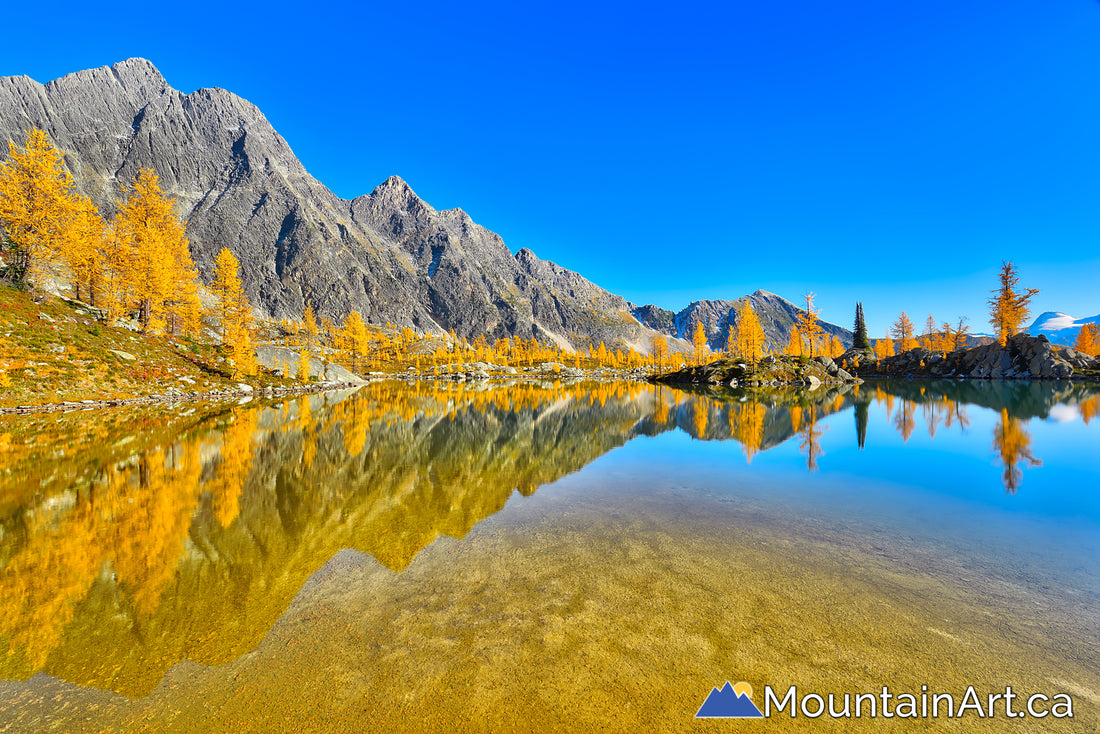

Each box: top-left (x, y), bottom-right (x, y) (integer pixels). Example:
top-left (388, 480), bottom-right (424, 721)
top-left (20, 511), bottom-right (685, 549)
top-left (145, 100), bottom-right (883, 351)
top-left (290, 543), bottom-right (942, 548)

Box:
top-left (0, 378), bottom-right (1097, 698)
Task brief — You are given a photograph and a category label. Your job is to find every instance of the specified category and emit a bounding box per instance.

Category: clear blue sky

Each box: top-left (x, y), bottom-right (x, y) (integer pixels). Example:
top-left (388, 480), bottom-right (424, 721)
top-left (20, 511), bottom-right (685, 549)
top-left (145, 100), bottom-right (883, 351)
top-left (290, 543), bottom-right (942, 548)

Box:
top-left (3, 1), bottom-right (1098, 336)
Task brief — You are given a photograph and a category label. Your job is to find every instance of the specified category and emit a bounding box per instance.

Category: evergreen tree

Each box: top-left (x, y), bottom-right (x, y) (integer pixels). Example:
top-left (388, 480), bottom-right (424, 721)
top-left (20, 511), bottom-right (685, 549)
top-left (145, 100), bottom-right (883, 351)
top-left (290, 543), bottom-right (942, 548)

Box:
top-left (852, 302), bottom-right (871, 349)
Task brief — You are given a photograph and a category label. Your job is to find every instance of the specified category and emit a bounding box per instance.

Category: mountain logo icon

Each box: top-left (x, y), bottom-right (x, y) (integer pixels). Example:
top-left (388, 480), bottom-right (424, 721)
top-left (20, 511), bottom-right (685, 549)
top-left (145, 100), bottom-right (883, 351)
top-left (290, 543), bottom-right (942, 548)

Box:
top-left (695, 681), bottom-right (765, 718)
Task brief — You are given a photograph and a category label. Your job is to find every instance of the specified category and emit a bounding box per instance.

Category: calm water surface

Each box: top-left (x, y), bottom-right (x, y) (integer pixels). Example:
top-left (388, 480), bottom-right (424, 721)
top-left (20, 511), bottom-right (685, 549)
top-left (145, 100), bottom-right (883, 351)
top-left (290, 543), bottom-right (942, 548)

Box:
top-left (0, 379), bottom-right (1097, 732)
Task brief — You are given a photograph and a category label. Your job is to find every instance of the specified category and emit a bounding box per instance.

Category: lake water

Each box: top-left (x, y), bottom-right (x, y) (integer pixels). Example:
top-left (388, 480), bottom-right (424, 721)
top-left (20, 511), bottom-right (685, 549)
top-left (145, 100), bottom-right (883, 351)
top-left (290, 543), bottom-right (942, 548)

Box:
top-left (0, 379), bottom-right (1097, 732)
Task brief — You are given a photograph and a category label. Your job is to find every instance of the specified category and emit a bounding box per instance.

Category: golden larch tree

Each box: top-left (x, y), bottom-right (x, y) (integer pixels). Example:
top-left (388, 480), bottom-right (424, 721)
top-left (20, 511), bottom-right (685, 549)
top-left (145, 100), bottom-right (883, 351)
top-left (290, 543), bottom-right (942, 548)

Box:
top-left (651, 335), bottom-right (668, 370)
top-left (692, 321), bottom-right (708, 365)
top-left (987, 261), bottom-right (1039, 346)
top-left (303, 302), bottom-right (319, 349)
top-left (735, 301), bottom-right (767, 367)
top-left (891, 311), bottom-right (917, 352)
top-left (0, 128), bottom-right (76, 285)
top-left (786, 325), bottom-right (804, 357)
top-left (1073, 322), bottom-right (1098, 357)
top-left (113, 168), bottom-right (199, 334)
top-left (341, 312), bottom-right (370, 373)
top-left (796, 293), bottom-right (823, 358)
top-left (212, 247), bottom-right (256, 378)
top-left (64, 194), bottom-right (107, 305)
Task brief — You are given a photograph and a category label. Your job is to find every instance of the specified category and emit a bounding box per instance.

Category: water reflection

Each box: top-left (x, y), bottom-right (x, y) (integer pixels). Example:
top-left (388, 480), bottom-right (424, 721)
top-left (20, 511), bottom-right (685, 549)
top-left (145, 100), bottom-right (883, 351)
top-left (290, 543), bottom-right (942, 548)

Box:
top-left (0, 378), bottom-right (1097, 698)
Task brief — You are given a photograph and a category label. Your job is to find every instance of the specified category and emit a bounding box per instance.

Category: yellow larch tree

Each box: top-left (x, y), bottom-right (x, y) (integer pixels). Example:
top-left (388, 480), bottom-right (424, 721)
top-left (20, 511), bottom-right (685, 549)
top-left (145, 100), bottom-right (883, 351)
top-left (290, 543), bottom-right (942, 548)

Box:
top-left (921, 314), bottom-right (938, 349)
top-left (796, 293), bottom-right (823, 358)
top-left (875, 337), bottom-right (895, 359)
top-left (212, 247), bottom-right (256, 378)
top-left (692, 321), bottom-right (708, 365)
top-left (651, 335), bottom-right (668, 370)
top-left (987, 261), bottom-right (1039, 346)
top-left (299, 347), bottom-right (311, 381)
top-left (786, 325), bottom-right (804, 357)
top-left (63, 194), bottom-right (107, 305)
top-left (303, 302), bottom-right (318, 349)
top-left (0, 128), bottom-right (76, 285)
top-left (1073, 322), bottom-right (1097, 357)
top-left (735, 301), bottom-right (767, 367)
top-left (113, 168), bottom-right (200, 334)
top-left (341, 312), bottom-right (369, 373)
top-left (891, 311), bottom-right (917, 352)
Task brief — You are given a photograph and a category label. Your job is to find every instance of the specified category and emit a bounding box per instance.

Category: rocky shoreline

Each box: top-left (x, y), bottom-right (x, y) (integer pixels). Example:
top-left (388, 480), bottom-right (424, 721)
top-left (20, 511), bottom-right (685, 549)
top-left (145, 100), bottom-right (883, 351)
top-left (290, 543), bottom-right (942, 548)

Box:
top-left (855, 333), bottom-right (1098, 381)
top-left (651, 333), bottom-right (1099, 389)
top-left (651, 354), bottom-right (862, 388)
top-left (0, 381), bottom-right (362, 416)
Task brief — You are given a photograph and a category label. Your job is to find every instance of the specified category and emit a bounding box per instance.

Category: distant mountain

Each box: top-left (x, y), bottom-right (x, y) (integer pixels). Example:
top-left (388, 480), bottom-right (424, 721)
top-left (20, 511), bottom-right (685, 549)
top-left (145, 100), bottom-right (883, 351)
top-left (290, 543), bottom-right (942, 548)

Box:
top-left (1026, 311), bottom-right (1100, 346)
top-left (0, 59), bottom-right (851, 353)
top-left (633, 290), bottom-right (852, 352)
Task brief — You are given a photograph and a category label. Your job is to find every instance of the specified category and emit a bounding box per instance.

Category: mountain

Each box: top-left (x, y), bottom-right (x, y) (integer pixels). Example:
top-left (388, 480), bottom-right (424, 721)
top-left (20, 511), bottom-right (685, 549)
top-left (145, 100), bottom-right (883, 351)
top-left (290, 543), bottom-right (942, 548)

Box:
top-left (633, 289), bottom-right (852, 351)
top-left (0, 59), bottom-right (847, 353)
top-left (1026, 311), bottom-right (1100, 346)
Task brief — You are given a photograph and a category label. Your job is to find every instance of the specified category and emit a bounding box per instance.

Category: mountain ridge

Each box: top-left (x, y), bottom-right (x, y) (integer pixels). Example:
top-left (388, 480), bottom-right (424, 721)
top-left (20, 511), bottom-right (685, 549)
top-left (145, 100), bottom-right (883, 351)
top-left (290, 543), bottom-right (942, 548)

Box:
top-left (0, 58), bottom-right (849, 353)
top-left (1026, 311), bottom-right (1100, 346)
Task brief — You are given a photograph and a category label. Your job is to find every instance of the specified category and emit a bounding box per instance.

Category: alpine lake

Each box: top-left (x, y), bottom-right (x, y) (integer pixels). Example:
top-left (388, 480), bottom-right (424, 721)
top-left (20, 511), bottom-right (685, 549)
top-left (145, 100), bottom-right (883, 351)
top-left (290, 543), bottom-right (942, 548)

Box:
top-left (0, 378), bottom-right (1097, 732)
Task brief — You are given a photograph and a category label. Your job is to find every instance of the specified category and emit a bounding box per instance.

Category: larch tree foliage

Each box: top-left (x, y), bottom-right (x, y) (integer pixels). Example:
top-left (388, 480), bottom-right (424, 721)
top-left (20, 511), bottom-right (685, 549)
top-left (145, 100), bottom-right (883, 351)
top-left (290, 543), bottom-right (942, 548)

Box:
top-left (692, 321), bottom-right (708, 366)
top-left (302, 302), bottom-right (319, 349)
top-left (786, 325), bottom-right (804, 356)
top-left (891, 311), bottom-right (917, 353)
top-left (987, 261), bottom-right (1039, 346)
top-left (651, 335), bottom-right (669, 370)
top-left (852, 302), bottom-right (871, 350)
top-left (875, 337), bottom-right (895, 359)
top-left (340, 312), bottom-right (370, 373)
top-left (735, 301), bottom-right (767, 367)
top-left (212, 247), bottom-right (256, 378)
top-left (112, 168), bottom-right (201, 334)
top-left (64, 194), bottom-right (107, 305)
top-left (0, 128), bottom-right (76, 286)
top-left (1075, 322), bottom-right (1099, 356)
top-left (796, 293), bottom-right (823, 358)
top-left (922, 314), bottom-right (938, 349)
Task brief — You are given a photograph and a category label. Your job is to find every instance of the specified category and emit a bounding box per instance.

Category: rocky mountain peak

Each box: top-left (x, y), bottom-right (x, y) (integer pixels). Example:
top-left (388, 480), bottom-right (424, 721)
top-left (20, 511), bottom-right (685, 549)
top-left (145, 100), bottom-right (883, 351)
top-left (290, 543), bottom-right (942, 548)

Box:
top-left (366, 174), bottom-right (432, 215)
top-left (0, 59), bottom-right (834, 356)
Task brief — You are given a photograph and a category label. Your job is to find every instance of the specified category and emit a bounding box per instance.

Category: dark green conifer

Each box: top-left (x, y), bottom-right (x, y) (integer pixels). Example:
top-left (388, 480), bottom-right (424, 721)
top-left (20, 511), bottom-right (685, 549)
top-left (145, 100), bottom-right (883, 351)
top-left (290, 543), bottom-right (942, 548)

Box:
top-left (853, 302), bottom-right (871, 349)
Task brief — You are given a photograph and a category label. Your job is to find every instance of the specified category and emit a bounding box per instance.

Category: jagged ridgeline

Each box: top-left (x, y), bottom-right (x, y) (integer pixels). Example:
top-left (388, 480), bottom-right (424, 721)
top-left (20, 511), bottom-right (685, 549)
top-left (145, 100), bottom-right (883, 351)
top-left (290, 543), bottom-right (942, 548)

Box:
top-left (0, 59), bottom-right (857, 354)
top-left (0, 59), bottom-right (672, 352)
top-left (0, 380), bottom-right (863, 697)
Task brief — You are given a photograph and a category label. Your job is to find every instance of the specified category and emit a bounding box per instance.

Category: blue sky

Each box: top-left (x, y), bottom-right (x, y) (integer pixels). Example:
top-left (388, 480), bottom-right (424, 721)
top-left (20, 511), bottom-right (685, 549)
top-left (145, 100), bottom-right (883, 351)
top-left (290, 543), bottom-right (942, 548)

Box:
top-left (3, 1), bottom-right (1098, 336)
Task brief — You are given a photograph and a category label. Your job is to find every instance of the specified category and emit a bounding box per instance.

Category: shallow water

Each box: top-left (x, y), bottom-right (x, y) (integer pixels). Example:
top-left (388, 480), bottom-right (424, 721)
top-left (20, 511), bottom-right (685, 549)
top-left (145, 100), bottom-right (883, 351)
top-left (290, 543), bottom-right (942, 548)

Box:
top-left (0, 379), bottom-right (1097, 731)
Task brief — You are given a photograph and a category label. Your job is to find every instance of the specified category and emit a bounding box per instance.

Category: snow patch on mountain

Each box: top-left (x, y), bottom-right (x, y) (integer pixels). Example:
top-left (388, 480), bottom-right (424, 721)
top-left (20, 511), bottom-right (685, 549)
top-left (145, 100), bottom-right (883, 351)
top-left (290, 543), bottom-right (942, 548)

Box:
top-left (1026, 311), bottom-right (1100, 345)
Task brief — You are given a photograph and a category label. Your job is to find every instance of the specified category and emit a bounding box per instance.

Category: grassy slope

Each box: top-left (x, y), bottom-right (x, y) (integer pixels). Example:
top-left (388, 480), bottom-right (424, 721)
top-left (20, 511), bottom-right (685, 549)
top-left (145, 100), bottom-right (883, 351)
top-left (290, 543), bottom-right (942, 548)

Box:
top-left (0, 285), bottom-right (297, 408)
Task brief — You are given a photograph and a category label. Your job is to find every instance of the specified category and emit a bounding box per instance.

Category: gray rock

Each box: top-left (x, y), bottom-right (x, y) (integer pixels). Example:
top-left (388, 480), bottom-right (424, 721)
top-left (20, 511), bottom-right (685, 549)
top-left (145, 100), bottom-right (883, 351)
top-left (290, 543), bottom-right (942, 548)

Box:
top-left (108, 349), bottom-right (136, 361)
top-left (0, 59), bottom-right (676, 354)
